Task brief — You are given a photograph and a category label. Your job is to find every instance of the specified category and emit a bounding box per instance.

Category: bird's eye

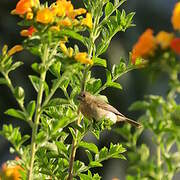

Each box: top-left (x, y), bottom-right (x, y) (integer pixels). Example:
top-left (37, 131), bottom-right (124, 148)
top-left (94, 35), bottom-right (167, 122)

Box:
top-left (82, 93), bottom-right (86, 97)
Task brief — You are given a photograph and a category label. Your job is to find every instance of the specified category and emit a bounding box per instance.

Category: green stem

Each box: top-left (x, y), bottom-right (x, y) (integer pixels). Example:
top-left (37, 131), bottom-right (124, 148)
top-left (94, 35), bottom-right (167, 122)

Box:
top-left (68, 9), bottom-right (101, 179)
top-left (3, 72), bottom-right (32, 127)
top-left (42, 77), bottom-right (63, 108)
top-left (95, 66), bottom-right (135, 94)
top-left (157, 139), bottom-right (162, 180)
top-left (67, 114), bottom-right (82, 180)
top-left (28, 44), bottom-right (48, 180)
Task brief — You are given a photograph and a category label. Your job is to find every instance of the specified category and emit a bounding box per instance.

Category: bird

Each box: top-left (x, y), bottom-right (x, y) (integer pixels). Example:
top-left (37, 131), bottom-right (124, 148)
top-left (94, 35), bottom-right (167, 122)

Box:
top-left (77, 91), bottom-right (142, 128)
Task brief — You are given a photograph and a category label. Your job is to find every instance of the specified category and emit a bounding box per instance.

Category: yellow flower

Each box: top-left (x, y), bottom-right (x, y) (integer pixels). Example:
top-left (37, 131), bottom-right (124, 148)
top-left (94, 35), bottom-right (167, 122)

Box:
top-left (131, 29), bottom-right (156, 64)
top-left (26, 11), bottom-right (33, 20)
top-left (69, 8), bottom-right (87, 19)
top-left (59, 18), bottom-right (72, 27)
top-left (2, 45), bottom-right (8, 56)
top-left (60, 0), bottom-right (74, 17)
top-left (50, 2), bottom-right (66, 17)
top-left (155, 31), bottom-right (174, 49)
top-left (20, 26), bottom-right (36, 37)
top-left (171, 2), bottom-right (180, 31)
top-left (74, 52), bottom-right (93, 65)
top-left (36, 8), bottom-right (54, 24)
top-left (60, 41), bottom-right (69, 55)
top-left (8, 45), bottom-right (23, 56)
top-left (50, 26), bottom-right (60, 31)
top-left (81, 13), bottom-right (93, 29)
top-left (68, 47), bottom-right (74, 57)
top-left (60, 42), bottom-right (74, 57)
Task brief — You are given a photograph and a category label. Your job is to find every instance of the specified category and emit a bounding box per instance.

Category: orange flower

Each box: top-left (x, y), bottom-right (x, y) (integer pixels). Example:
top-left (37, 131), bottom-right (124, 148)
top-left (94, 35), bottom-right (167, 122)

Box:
top-left (26, 11), bottom-right (33, 20)
top-left (14, 0), bottom-right (33, 15)
top-left (36, 8), bottom-right (54, 24)
top-left (50, 26), bottom-right (60, 31)
top-left (59, 18), bottom-right (72, 27)
top-left (50, 2), bottom-right (66, 17)
top-left (8, 45), bottom-right (23, 56)
top-left (81, 13), bottom-right (93, 29)
top-left (1, 163), bottom-right (22, 180)
top-left (20, 26), bottom-right (36, 37)
top-left (170, 38), bottom-right (180, 55)
top-left (74, 52), bottom-right (93, 65)
top-left (69, 8), bottom-right (87, 19)
top-left (171, 2), bottom-right (180, 31)
top-left (156, 31), bottom-right (174, 49)
top-left (60, 0), bottom-right (74, 17)
top-left (131, 29), bottom-right (156, 64)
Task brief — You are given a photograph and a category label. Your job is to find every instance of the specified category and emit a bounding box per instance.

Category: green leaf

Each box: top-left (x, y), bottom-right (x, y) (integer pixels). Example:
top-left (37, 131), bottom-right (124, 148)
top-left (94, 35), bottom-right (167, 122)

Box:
top-left (29, 75), bottom-right (49, 96)
top-left (29, 75), bottom-right (40, 92)
top-left (96, 41), bottom-right (109, 56)
top-left (5, 108), bottom-right (26, 120)
top-left (60, 79), bottom-right (70, 91)
top-left (79, 141), bottom-right (99, 154)
top-left (114, 0), bottom-right (120, 6)
top-left (31, 63), bottom-right (40, 73)
top-left (105, 2), bottom-right (114, 17)
top-left (36, 131), bottom-right (47, 144)
top-left (85, 150), bottom-right (93, 162)
top-left (92, 130), bottom-right (100, 140)
top-left (44, 98), bottom-right (69, 108)
top-left (96, 143), bottom-right (126, 162)
top-left (56, 141), bottom-right (68, 154)
top-left (74, 160), bottom-right (87, 174)
top-left (172, 106), bottom-right (180, 126)
top-left (107, 82), bottom-right (122, 89)
top-left (106, 70), bottom-right (112, 84)
top-left (69, 127), bottom-right (76, 140)
top-left (79, 174), bottom-right (92, 180)
top-left (87, 78), bottom-right (102, 94)
top-left (0, 124), bottom-right (29, 151)
top-left (112, 60), bottom-right (126, 78)
top-left (27, 100), bottom-right (36, 118)
top-left (0, 78), bottom-right (7, 85)
top-left (49, 61), bottom-right (61, 78)
top-left (8, 61), bottom-right (23, 72)
top-left (116, 9), bottom-right (121, 25)
top-left (129, 101), bottom-right (150, 111)
top-left (126, 175), bottom-right (135, 180)
top-left (70, 86), bottom-right (80, 99)
top-left (139, 144), bottom-right (149, 161)
top-left (44, 98), bottom-right (70, 108)
top-left (52, 116), bottom-right (76, 133)
top-left (89, 161), bottom-right (103, 168)
top-left (93, 57), bottom-right (107, 67)
top-left (60, 30), bottom-right (86, 46)
top-left (79, 171), bottom-right (101, 180)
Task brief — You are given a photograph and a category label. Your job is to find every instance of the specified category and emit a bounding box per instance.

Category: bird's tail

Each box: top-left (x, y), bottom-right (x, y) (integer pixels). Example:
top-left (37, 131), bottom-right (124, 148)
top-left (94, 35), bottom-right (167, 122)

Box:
top-left (117, 116), bottom-right (142, 128)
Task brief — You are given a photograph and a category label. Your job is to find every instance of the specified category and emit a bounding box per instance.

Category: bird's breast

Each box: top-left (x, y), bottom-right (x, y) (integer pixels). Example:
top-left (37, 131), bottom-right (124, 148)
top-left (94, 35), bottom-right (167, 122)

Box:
top-left (95, 108), bottom-right (117, 123)
top-left (79, 102), bottom-right (117, 123)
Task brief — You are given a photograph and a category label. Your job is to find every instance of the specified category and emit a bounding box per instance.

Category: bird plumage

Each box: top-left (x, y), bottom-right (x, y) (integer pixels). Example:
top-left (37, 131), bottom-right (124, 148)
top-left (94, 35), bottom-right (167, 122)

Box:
top-left (77, 91), bottom-right (141, 128)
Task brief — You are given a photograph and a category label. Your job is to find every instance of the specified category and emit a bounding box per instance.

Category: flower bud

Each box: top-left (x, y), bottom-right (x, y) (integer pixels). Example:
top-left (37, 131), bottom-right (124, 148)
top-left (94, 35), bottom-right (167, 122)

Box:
top-left (14, 86), bottom-right (25, 101)
top-left (171, 106), bottom-right (180, 126)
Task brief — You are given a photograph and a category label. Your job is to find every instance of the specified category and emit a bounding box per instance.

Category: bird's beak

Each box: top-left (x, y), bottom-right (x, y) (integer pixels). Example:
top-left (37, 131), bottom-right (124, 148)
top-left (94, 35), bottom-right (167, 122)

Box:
top-left (77, 94), bottom-right (83, 101)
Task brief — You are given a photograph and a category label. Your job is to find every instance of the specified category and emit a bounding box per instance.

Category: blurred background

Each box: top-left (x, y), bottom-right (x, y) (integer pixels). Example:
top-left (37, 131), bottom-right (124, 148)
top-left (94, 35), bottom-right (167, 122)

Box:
top-left (0, 0), bottom-right (179, 179)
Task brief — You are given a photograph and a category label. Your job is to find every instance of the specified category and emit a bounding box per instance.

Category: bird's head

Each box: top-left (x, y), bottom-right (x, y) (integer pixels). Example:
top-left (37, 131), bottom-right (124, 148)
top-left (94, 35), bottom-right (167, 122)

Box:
top-left (77, 91), bottom-right (92, 103)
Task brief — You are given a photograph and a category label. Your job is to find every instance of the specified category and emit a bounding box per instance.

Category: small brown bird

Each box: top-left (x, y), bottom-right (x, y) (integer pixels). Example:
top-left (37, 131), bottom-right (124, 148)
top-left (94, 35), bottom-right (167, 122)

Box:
top-left (77, 91), bottom-right (141, 128)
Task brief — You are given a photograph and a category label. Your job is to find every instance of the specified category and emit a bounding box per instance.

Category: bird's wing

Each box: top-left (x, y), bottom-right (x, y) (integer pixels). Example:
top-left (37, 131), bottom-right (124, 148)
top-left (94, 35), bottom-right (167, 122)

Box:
top-left (95, 99), bottom-right (125, 117)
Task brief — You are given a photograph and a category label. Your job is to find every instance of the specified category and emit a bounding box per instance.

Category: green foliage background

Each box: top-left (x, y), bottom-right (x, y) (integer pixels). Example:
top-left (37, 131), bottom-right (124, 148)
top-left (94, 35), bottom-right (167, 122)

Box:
top-left (0, 0), bottom-right (179, 180)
